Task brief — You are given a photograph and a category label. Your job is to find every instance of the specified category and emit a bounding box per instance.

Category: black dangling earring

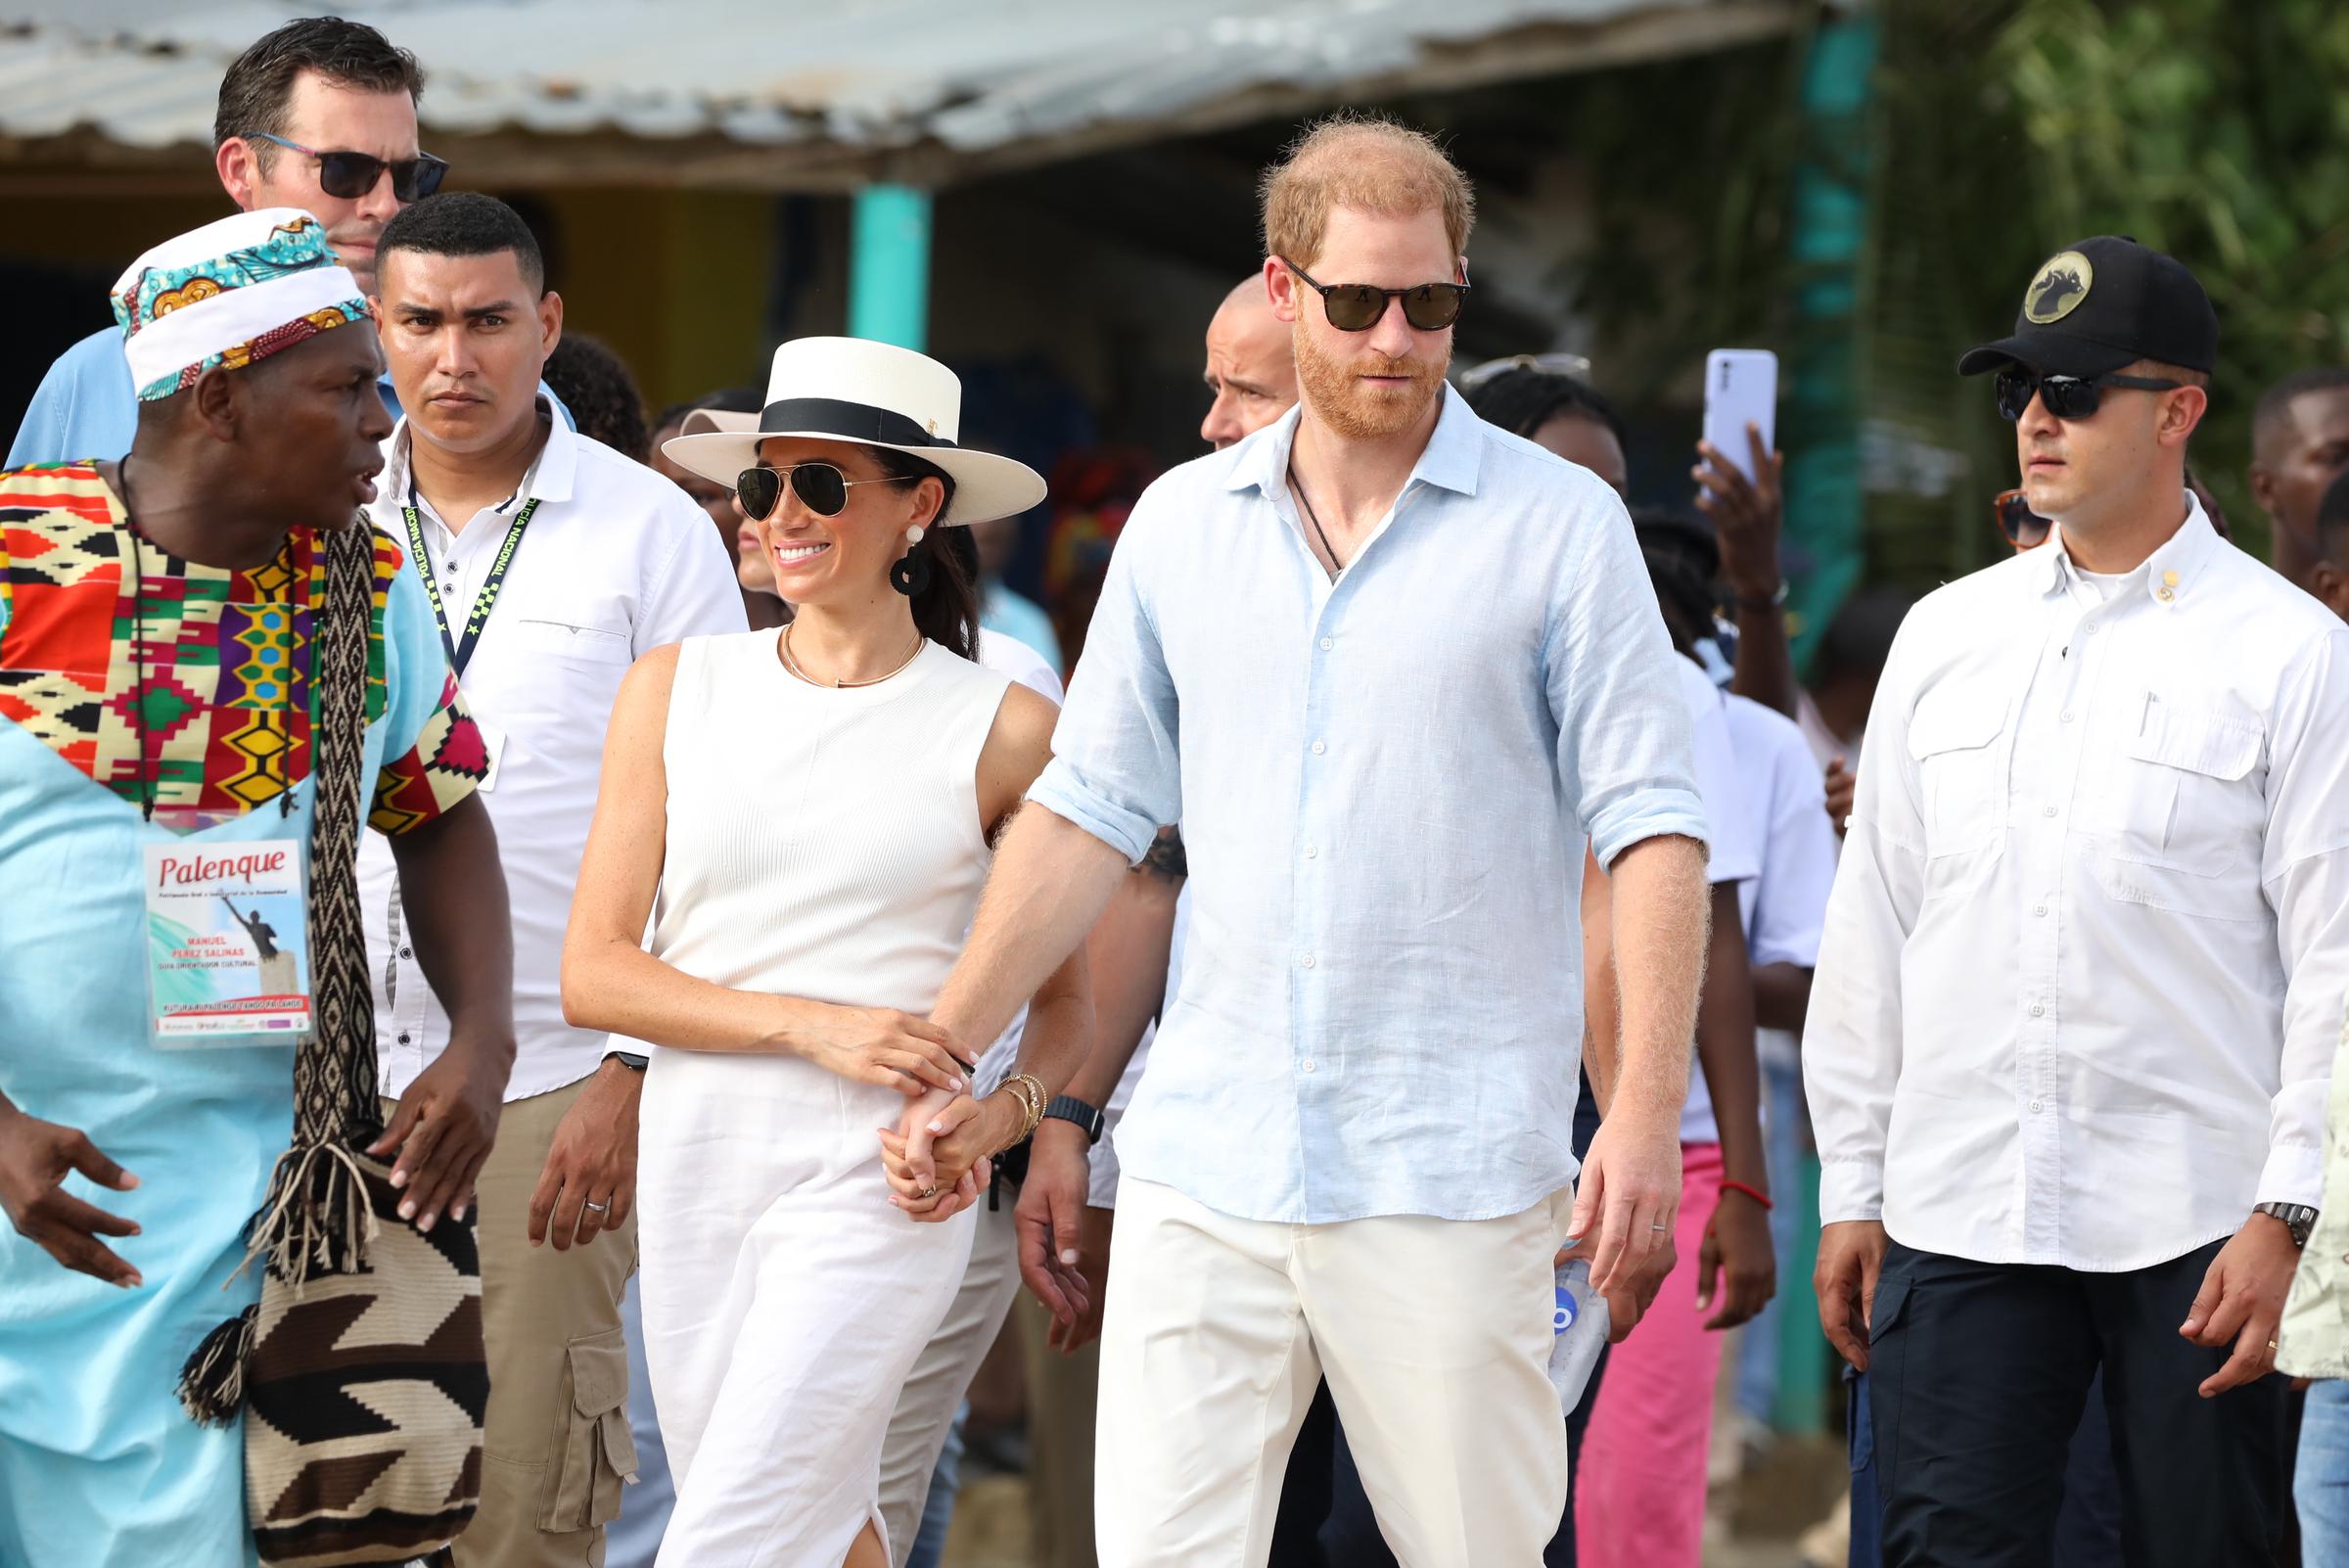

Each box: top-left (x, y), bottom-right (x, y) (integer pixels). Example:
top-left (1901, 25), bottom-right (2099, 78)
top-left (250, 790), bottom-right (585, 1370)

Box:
top-left (891, 549), bottom-right (931, 597)
top-left (891, 525), bottom-right (932, 597)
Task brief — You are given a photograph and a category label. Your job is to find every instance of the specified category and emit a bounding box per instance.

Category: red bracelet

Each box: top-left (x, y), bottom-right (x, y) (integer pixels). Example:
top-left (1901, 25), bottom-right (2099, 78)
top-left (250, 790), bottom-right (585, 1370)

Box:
top-left (1719, 1178), bottom-right (1773, 1212)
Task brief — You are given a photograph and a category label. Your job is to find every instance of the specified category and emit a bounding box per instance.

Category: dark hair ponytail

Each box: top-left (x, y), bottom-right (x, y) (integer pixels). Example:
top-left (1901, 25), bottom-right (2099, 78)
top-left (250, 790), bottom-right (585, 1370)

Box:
top-left (873, 448), bottom-right (981, 661)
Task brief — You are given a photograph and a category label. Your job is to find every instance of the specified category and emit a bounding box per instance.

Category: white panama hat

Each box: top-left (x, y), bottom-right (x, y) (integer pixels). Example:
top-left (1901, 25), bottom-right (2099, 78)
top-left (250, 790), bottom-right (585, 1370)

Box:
top-left (661, 337), bottom-right (1046, 527)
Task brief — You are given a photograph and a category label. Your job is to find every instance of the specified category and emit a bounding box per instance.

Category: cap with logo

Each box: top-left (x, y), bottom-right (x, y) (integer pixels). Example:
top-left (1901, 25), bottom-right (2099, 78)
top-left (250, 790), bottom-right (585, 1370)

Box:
top-left (1957, 235), bottom-right (2218, 380)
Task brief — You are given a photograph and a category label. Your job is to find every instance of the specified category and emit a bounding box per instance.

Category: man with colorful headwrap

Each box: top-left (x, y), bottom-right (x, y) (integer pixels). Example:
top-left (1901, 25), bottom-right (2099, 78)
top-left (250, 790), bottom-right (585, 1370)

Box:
top-left (0, 208), bottom-right (517, 1568)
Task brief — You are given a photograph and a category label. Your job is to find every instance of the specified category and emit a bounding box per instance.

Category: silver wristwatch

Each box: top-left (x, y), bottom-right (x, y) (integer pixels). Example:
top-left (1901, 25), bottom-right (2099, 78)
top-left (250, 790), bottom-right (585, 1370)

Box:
top-left (2255, 1201), bottom-right (2318, 1249)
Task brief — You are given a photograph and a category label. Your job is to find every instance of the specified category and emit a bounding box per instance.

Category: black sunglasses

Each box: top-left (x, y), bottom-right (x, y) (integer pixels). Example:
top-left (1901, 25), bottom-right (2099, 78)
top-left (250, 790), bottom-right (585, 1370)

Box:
top-left (243, 132), bottom-right (450, 204)
top-left (735, 462), bottom-right (903, 522)
top-left (1995, 367), bottom-right (2183, 422)
top-left (1280, 257), bottom-right (1469, 332)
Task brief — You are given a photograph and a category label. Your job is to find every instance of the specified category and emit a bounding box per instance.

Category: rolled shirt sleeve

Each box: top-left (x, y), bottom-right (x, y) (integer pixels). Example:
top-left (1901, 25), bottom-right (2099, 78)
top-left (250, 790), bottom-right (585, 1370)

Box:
top-left (1025, 504), bottom-right (1182, 864)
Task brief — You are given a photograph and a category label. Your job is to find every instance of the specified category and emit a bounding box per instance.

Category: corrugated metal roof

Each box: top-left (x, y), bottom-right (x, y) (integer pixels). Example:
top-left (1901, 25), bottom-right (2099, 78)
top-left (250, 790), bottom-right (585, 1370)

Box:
top-left (0, 0), bottom-right (1795, 182)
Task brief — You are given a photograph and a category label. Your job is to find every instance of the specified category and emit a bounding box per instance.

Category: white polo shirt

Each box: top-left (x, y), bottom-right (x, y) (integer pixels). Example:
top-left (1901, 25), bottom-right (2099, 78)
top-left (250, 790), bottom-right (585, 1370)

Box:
top-left (359, 407), bottom-right (749, 1102)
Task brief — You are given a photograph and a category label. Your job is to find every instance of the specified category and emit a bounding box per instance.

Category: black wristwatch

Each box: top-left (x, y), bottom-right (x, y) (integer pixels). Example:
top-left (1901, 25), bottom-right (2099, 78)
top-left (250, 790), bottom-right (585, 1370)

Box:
top-left (1042, 1094), bottom-right (1106, 1145)
top-left (603, 1050), bottom-right (649, 1073)
top-left (2255, 1201), bottom-right (2318, 1249)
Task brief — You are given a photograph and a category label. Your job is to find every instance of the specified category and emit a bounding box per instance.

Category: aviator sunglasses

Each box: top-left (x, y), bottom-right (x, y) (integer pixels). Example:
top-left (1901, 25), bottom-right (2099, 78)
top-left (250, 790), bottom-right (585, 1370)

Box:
top-left (1280, 257), bottom-right (1470, 332)
top-left (1994, 367), bottom-right (2183, 422)
top-left (241, 131), bottom-right (450, 203)
top-left (735, 462), bottom-right (903, 522)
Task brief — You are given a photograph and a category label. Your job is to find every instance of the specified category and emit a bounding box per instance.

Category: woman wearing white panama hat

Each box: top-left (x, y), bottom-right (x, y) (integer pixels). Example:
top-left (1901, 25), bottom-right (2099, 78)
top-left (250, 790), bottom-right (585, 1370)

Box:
top-left (562, 338), bottom-right (1090, 1568)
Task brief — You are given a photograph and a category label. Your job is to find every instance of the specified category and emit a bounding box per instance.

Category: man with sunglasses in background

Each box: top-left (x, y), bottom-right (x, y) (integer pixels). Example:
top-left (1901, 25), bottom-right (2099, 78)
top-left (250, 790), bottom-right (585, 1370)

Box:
top-left (8, 16), bottom-right (570, 470)
top-left (358, 192), bottom-right (743, 1568)
top-left (1806, 235), bottom-right (2349, 1566)
top-left (903, 115), bottom-right (1712, 1568)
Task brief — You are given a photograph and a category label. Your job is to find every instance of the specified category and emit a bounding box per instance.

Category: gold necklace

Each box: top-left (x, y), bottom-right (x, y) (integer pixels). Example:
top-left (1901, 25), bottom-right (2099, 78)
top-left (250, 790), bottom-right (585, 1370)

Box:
top-left (780, 622), bottom-right (925, 688)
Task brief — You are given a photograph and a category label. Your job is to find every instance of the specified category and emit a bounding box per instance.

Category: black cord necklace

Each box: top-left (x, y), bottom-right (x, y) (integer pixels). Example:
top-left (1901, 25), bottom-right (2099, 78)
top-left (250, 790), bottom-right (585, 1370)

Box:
top-left (1287, 459), bottom-right (1344, 575)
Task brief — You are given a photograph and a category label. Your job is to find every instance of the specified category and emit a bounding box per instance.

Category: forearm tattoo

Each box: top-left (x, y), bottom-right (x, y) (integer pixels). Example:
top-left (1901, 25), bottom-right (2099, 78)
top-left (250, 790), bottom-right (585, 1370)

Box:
top-left (1138, 825), bottom-right (1187, 884)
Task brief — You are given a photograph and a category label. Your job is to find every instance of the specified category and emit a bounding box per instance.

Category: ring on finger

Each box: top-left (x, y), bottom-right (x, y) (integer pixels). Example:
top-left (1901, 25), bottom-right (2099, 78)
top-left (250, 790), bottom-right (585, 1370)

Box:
top-left (583, 1199), bottom-right (610, 1215)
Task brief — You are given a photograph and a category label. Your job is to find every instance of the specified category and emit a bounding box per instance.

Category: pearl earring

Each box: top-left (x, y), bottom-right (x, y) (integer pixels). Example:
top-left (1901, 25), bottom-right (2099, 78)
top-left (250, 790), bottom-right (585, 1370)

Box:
top-left (905, 525), bottom-right (926, 545)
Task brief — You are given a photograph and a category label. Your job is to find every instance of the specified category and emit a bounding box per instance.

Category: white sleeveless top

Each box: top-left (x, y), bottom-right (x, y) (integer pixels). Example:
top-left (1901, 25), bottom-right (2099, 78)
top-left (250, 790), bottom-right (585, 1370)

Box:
top-left (650, 631), bottom-right (1011, 1019)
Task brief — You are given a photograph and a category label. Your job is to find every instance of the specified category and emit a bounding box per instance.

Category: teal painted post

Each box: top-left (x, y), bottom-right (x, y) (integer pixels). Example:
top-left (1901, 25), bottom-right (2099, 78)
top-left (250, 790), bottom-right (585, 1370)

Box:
top-left (1782, 13), bottom-right (1878, 674)
top-left (849, 183), bottom-right (932, 350)
top-left (1775, 10), bottom-right (1878, 1437)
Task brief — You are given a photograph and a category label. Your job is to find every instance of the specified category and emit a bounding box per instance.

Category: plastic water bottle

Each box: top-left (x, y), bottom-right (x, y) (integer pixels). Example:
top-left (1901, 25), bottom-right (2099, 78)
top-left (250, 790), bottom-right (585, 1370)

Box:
top-left (1548, 1259), bottom-right (1609, 1411)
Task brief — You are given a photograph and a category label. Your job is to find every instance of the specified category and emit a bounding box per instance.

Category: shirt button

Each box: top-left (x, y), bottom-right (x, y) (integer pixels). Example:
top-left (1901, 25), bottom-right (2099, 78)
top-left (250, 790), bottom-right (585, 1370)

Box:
top-left (398, 945), bottom-right (413, 959)
top-left (1301, 1060), bottom-right (1317, 1074)
top-left (1319, 636), bottom-right (1334, 651)
top-left (2028, 1004), bottom-right (2045, 1018)
top-left (396, 1032), bottom-right (412, 1045)
top-left (2059, 711), bottom-right (2074, 723)
top-left (2043, 805), bottom-right (2058, 818)
top-left (2156, 586), bottom-right (2175, 603)
top-left (1300, 953), bottom-right (1316, 969)
top-left (1311, 740), bottom-right (1327, 756)
top-left (2086, 623), bottom-right (2099, 636)
top-left (2030, 1099), bottom-right (2045, 1113)
top-left (2034, 904), bottom-right (2049, 917)
top-left (1304, 845), bottom-right (1318, 859)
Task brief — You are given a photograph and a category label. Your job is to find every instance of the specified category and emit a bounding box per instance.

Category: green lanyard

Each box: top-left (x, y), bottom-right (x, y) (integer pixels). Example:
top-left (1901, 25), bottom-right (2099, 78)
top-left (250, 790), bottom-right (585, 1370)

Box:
top-left (401, 493), bottom-right (538, 677)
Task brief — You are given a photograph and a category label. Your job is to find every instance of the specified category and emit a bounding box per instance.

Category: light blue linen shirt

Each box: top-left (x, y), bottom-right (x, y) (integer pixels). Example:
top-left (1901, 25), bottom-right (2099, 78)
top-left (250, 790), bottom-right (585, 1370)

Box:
top-left (1028, 385), bottom-right (1710, 1223)
top-left (8, 325), bottom-right (571, 468)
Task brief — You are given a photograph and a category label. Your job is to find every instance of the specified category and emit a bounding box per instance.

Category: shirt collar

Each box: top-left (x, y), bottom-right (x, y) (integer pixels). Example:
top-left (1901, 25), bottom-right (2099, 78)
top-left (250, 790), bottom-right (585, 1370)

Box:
top-left (1221, 382), bottom-right (1485, 502)
top-left (382, 394), bottom-right (572, 521)
top-left (2037, 489), bottom-right (2218, 609)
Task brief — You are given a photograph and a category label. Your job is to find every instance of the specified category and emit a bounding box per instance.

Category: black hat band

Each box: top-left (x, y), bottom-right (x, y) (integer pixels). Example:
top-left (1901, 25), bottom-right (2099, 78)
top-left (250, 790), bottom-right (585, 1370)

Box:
top-left (759, 396), bottom-right (957, 450)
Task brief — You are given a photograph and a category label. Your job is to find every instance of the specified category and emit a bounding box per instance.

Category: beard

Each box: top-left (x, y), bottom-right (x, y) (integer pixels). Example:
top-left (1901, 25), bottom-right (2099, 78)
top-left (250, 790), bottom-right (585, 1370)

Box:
top-left (1294, 319), bottom-right (1449, 440)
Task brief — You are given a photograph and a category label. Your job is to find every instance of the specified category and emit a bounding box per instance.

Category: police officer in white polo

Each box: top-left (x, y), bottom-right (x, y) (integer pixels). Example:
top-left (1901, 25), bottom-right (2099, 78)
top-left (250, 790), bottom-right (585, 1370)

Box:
top-left (1805, 236), bottom-right (2349, 1565)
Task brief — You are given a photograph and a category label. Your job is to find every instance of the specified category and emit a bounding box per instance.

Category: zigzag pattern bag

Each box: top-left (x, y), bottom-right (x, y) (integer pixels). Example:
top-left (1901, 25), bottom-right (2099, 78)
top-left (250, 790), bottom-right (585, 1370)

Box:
top-left (177, 519), bottom-right (489, 1566)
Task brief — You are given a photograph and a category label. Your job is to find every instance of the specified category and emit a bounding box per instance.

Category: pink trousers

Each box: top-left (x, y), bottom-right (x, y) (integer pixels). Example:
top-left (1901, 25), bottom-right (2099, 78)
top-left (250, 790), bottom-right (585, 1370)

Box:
top-left (1574, 1140), bottom-right (1726, 1568)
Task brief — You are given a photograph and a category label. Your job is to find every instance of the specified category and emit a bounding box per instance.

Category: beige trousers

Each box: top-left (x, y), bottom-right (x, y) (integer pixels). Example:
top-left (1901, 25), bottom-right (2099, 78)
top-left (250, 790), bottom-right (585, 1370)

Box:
top-left (1095, 1177), bottom-right (1571, 1568)
top-left (876, 1198), bottom-right (1023, 1564)
top-left (390, 1078), bottom-right (638, 1568)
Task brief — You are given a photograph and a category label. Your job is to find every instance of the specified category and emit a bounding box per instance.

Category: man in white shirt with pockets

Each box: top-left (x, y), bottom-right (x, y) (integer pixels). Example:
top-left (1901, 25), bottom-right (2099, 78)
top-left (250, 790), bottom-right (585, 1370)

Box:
top-left (354, 192), bottom-right (746, 1568)
top-left (1805, 236), bottom-right (2349, 1566)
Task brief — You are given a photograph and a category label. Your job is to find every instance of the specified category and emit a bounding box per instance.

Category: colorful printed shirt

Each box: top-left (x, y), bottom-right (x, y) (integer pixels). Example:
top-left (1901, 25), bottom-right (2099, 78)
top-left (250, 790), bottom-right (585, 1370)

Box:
top-left (0, 462), bottom-right (483, 827)
top-left (0, 461), bottom-right (482, 1568)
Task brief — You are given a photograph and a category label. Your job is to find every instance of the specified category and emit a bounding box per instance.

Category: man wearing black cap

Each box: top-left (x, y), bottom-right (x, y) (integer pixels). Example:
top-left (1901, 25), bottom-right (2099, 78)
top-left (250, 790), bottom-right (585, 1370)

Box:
top-left (1802, 236), bottom-right (2349, 1565)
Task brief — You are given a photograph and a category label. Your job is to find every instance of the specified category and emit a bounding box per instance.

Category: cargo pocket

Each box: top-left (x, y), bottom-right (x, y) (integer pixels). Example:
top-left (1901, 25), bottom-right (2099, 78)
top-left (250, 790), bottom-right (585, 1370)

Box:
top-left (537, 1328), bottom-right (640, 1532)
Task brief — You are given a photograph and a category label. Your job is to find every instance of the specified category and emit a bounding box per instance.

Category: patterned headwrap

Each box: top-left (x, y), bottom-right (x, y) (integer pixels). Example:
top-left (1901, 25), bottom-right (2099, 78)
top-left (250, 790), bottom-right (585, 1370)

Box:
top-left (112, 207), bottom-right (373, 402)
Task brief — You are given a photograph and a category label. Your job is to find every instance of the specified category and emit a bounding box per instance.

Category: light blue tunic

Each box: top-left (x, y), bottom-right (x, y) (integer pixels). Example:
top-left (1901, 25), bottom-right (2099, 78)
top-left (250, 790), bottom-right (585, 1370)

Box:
top-left (0, 503), bottom-right (470, 1568)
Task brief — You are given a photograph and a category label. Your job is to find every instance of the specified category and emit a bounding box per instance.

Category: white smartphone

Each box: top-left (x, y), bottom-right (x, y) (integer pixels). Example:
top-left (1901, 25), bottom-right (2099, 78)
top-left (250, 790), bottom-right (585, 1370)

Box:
top-left (1702, 348), bottom-right (1778, 484)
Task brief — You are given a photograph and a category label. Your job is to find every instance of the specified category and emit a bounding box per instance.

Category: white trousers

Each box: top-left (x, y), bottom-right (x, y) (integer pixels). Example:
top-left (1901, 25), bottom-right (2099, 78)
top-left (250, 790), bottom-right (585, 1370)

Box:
top-left (1096, 1177), bottom-right (1572, 1568)
top-left (877, 1196), bottom-right (1023, 1563)
top-left (638, 1049), bottom-right (975, 1568)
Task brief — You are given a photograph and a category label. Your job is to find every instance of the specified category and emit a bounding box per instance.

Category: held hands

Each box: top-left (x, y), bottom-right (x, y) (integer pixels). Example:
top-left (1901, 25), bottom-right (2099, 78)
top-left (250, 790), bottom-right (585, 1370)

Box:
top-left (792, 1006), bottom-right (971, 1097)
top-left (366, 1041), bottom-right (503, 1233)
top-left (2180, 1213), bottom-right (2303, 1398)
top-left (1698, 1185), bottom-right (1776, 1330)
top-left (878, 1084), bottom-right (1016, 1222)
top-left (528, 1056), bottom-right (640, 1251)
top-left (1815, 1219), bottom-right (1889, 1371)
top-left (0, 1101), bottom-right (142, 1287)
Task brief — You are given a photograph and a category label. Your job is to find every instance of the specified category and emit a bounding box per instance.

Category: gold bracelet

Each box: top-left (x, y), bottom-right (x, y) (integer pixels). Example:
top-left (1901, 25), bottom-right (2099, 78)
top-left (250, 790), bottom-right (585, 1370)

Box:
top-left (1007, 1072), bottom-right (1048, 1142)
top-left (988, 1078), bottom-right (1040, 1156)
